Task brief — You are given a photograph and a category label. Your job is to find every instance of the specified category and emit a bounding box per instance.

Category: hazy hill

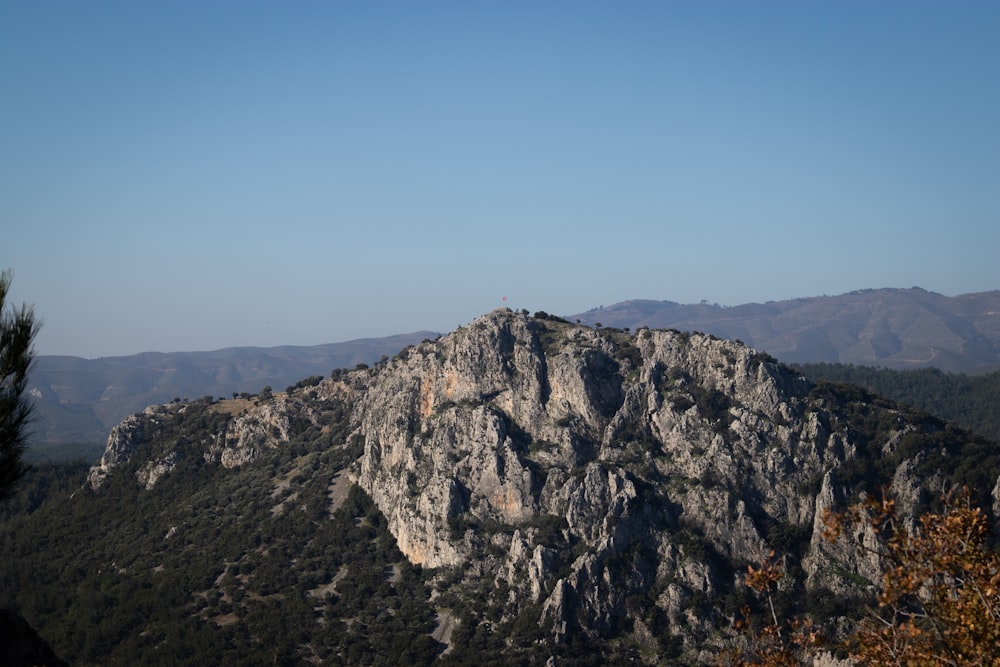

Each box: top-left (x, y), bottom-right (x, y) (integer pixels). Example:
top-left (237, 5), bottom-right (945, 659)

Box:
top-left (27, 287), bottom-right (1000, 457)
top-left (27, 331), bottom-right (435, 455)
top-left (570, 288), bottom-right (1000, 373)
top-left (4, 309), bottom-right (998, 664)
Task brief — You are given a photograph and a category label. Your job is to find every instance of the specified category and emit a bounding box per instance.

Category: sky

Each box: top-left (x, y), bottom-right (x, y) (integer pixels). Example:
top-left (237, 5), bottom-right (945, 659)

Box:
top-left (2, 1), bottom-right (998, 358)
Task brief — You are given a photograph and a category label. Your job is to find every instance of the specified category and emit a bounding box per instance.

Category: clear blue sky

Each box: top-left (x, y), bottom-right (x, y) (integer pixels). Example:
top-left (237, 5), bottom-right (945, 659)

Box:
top-left (3, 1), bottom-right (998, 358)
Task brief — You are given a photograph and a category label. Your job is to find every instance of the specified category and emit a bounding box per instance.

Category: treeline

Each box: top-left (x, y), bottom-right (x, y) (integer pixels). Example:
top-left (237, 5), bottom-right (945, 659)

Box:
top-left (794, 363), bottom-right (1000, 443)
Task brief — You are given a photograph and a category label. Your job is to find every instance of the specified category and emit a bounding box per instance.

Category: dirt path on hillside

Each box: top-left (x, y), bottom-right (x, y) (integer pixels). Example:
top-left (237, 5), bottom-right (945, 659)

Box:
top-left (327, 472), bottom-right (352, 514)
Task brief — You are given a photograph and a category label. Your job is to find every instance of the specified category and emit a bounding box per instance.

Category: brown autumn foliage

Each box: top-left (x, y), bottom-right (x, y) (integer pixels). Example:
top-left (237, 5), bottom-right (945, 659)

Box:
top-left (719, 550), bottom-right (823, 667)
top-left (824, 488), bottom-right (1000, 666)
top-left (723, 488), bottom-right (1000, 666)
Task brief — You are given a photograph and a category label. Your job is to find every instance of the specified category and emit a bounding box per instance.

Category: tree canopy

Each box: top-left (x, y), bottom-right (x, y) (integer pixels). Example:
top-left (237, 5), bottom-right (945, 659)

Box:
top-left (0, 270), bottom-right (39, 500)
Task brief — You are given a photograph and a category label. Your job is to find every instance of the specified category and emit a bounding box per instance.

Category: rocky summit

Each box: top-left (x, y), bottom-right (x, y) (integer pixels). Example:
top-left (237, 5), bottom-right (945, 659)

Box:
top-left (15, 309), bottom-right (999, 664)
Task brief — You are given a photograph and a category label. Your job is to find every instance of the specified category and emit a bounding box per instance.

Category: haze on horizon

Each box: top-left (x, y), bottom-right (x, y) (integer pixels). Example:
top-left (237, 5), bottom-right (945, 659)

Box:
top-left (3, 1), bottom-right (998, 359)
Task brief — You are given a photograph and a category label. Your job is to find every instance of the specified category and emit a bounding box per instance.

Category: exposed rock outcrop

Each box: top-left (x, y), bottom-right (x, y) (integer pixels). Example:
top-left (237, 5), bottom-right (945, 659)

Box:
top-left (87, 406), bottom-right (163, 490)
top-left (347, 310), bottom-right (1000, 648)
top-left (85, 308), bottom-right (1000, 659)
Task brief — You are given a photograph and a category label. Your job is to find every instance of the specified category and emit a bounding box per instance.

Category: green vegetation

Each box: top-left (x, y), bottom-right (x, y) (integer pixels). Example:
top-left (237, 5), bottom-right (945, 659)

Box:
top-left (24, 441), bottom-right (105, 464)
top-left (795, 363), bottom-right (1000, 443)
top-left (1, 269), bottom-right (39, 500)
top-left (805, 380), bottom-right (1000, 509)
top-left (533, 316), bottom-right (574, 357)
top-left (531, 311), bottom-right (569, 323)
top-left (285, 374), bottom-right (324, 394)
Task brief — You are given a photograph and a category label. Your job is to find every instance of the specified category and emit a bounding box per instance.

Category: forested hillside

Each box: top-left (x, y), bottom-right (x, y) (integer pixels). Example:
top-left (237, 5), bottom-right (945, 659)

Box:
top-left (1, 400), bottom-right (446, 666)
top-left (795, 364), bottom-right (1000, 444)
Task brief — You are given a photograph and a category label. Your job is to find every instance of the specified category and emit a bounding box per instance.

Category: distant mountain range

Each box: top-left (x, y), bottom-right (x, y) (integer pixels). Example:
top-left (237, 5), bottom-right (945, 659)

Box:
top-left (26, 331), bottom-right (435, 454)
top-left (570, 287), bottom-right (1000, 374)
top-left (26, 287), bottom-right (1000, 455)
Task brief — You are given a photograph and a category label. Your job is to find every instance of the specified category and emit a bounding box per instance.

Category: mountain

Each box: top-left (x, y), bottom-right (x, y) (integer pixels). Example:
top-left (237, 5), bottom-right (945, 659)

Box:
top-left (4, 309), bottom-right (998, 664)
top-left (28, 287), bottom-right (1000, 458)
top-left (25, 331), bottom-right (436, 456)
top-left (569, 288), bottom-right (1000, 373)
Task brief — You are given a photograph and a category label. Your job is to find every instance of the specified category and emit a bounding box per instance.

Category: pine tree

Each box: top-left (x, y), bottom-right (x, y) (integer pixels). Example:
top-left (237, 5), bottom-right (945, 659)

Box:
top-left (0, 270), bottom-right (39, 499)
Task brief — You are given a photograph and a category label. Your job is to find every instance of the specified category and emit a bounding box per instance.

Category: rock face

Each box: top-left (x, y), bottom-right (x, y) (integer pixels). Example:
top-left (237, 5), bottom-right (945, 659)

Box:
top-left (87, 308), bottom-right (1000, 659)
top-left (87, 406), bottom-right (162, 490)
top-left (349, 312), bottom-right (842, 643)
top-left (349, 311), bottom-right (999, 650)
top-left (88, 391), bottom-right (330, 489)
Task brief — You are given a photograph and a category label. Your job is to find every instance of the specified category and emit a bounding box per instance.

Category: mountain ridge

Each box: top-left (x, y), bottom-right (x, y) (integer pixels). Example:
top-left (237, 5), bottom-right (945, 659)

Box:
top-left (26, 287), bottom-right (1000, 454)
top-left (570, 287), bottom-right (1000, 373)
top-left (27, 331), bottom-right (436, 451)
top-left (9, 308), bottom-right (994, 663)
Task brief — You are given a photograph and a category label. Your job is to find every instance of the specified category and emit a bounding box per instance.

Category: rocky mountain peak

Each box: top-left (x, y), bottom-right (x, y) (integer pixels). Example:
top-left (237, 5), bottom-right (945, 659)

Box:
top-left (80, 308), bottom-right (1000, 659)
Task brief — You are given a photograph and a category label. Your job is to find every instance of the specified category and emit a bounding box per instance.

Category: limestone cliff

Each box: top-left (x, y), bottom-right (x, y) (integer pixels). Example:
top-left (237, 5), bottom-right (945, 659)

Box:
top-left (85, 308), bottom-right (1000, 660)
